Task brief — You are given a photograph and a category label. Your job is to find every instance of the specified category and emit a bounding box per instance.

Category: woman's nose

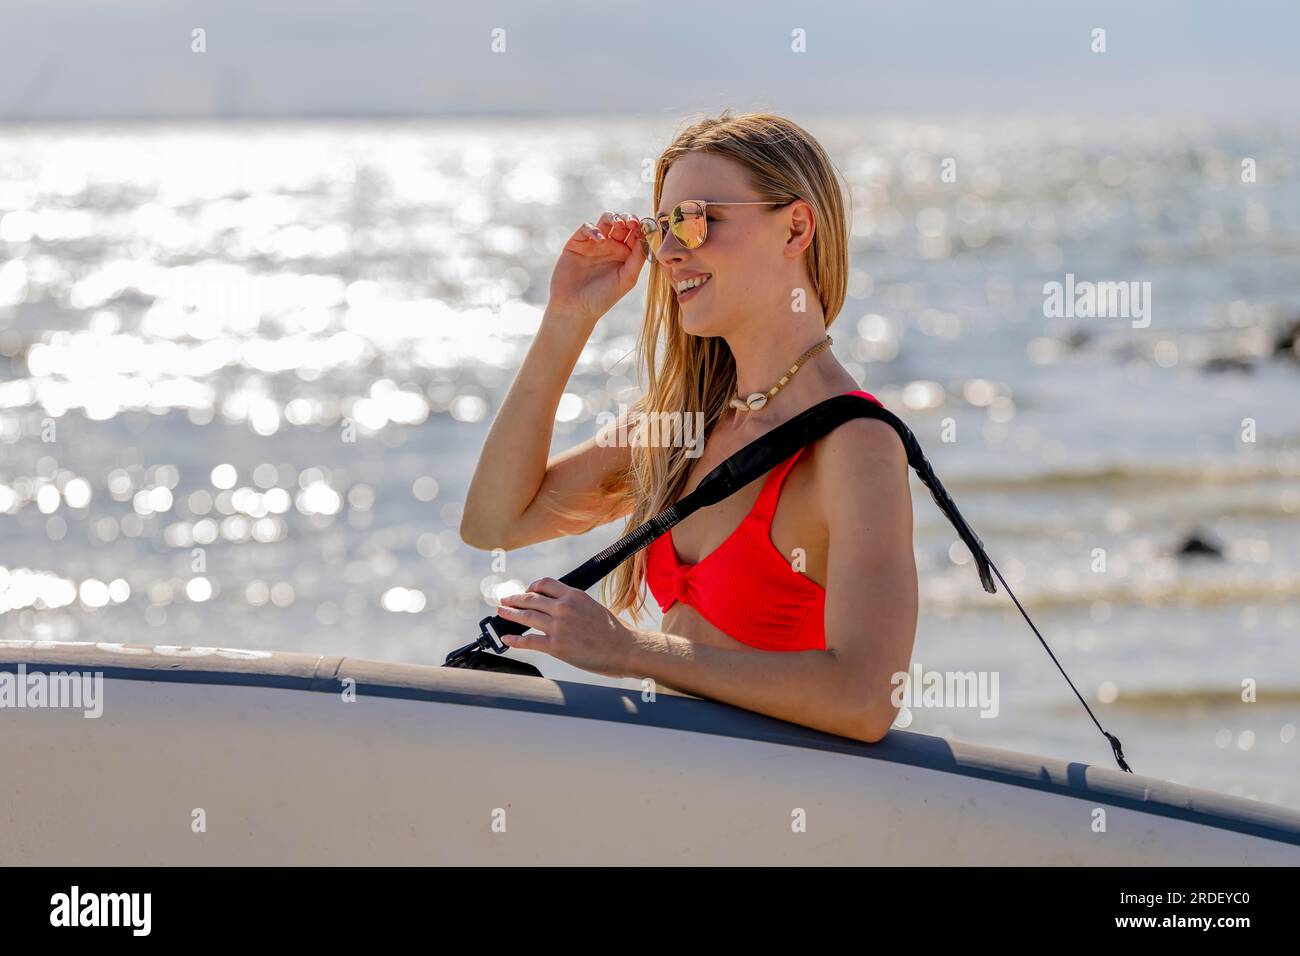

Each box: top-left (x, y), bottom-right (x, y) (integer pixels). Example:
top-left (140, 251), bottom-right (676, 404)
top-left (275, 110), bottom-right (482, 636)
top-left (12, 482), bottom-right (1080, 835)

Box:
top-left (655, 245), bottom-right (683, 270)
top-left (652, 229), bottom-right (688, 265)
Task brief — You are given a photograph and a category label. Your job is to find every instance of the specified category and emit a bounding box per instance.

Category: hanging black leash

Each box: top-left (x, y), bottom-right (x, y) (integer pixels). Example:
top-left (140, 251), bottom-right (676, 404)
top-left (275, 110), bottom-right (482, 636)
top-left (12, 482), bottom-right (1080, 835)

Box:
top-left (444, 394), bottom-right (1132, 773)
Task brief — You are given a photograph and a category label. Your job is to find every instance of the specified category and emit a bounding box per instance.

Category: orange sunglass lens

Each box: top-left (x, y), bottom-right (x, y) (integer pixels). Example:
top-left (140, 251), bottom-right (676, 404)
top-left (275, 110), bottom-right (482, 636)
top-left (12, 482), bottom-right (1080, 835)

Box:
top-left (639, 202), bottom-right (707, 254)
top-left (671, 202), bottom-right (707, 248)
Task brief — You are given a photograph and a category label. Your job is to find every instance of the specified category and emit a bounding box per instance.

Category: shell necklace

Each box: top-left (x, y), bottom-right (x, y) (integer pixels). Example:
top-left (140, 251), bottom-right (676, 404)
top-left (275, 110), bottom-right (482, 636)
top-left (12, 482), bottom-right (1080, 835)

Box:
top-left (729, 335), bottom-right (833, 412)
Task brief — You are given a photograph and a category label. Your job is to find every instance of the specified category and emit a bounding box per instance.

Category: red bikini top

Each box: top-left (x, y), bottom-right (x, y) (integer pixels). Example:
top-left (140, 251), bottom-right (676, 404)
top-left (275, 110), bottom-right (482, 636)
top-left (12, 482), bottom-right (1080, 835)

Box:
top-left (644, 390), bottom-right (882, 652)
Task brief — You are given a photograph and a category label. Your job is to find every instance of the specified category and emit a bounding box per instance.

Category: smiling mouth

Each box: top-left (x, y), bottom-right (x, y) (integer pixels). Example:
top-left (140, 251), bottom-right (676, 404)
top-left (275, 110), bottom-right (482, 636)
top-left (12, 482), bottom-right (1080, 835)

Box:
top-left (675, 274), bottom-right (712, 299)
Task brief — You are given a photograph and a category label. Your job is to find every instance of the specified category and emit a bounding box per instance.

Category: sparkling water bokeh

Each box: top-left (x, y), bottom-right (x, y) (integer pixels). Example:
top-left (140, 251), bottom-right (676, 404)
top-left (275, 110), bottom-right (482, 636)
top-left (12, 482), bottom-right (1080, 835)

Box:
top-left (1, 115), bottom-right (1298, 807)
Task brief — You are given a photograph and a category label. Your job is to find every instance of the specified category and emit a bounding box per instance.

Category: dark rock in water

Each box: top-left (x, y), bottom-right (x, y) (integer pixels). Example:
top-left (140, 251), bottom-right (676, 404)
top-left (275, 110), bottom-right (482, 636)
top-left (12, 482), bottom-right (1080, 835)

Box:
top-left (105, 289), bottom-right (157, 312)
top-left (1112, 341), bottom-right (1142, 362)
top-left (1064, 328), bottom-right (1091, 351)
top-left (1274, 318), bottom-right (1300, 361)
top-left (1201, 355), bottom-right (1255, 374)
top-left (1174, 530), bottom-right (1224, 559)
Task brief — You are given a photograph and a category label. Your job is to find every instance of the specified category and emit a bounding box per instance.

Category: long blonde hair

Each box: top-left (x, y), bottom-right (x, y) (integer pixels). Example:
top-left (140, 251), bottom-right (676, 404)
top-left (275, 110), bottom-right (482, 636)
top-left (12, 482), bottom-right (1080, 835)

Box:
top-left (602, 109), bottom-right (851, 619)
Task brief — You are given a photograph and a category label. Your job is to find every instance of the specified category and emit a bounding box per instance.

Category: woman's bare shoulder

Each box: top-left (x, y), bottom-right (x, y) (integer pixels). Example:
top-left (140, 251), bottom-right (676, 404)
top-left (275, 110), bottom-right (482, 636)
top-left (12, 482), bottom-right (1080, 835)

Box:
top-left (812, 416), bottom-right (908, 473)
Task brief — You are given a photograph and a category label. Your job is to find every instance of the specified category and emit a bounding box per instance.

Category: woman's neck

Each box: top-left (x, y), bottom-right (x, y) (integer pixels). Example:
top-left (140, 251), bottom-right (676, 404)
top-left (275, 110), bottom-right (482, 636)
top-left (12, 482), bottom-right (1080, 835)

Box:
top-left (720, 313), bottom-right (862, 427)
top-left (726, 319), bottom-right (833, 398)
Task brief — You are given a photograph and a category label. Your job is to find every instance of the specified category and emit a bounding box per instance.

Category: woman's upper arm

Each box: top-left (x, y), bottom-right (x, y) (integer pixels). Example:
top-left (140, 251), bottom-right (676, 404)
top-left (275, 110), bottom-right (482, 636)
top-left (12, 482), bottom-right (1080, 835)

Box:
top-left (818, 419), bottom-right (919, 733)
top-left (488, 416), bottom-right (635, 550)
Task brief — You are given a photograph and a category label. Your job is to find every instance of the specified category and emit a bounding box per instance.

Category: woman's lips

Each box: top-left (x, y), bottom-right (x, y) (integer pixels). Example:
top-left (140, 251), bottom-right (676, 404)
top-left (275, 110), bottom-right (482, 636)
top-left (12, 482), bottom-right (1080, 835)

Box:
top-left (677, 275), bottom-right (711, 303)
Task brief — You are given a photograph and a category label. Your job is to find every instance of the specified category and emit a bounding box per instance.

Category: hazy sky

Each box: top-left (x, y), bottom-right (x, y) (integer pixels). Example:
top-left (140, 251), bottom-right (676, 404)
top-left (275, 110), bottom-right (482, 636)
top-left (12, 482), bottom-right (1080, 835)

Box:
top-left (1, 0), bottom-right (1297, 120)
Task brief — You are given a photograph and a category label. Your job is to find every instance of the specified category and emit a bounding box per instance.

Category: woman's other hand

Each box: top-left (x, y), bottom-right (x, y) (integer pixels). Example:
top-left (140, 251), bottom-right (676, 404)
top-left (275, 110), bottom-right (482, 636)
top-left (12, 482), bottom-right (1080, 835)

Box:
top-left (495, 577), bottom-right (638, 678)
top-left (548, 211), bottom-right (648, 327)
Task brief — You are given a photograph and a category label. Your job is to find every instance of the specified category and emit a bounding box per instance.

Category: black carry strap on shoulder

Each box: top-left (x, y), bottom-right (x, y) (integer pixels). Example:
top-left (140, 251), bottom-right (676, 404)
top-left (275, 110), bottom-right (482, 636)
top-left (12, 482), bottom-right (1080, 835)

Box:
top-left (445, 394), bottom-right (1132, 773)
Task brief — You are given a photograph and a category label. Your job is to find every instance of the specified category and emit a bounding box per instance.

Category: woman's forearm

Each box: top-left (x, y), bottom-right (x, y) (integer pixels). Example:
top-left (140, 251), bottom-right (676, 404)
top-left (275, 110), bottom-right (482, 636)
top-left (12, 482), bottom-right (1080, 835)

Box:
top-left (460, 307), bottom-right (595, 546)
top-left (623, 629), bottom-right (895, 743)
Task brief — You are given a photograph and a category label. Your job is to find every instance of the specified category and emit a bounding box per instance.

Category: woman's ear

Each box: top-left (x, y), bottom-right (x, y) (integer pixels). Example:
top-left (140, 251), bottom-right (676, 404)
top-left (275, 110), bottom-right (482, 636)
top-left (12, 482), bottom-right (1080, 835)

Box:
top-left (785, 199), bottom-right (817, 257)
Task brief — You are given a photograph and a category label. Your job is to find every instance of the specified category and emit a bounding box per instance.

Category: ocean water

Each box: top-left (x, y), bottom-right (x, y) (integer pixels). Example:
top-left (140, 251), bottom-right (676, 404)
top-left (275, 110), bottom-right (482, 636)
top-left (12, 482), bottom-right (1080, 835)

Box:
top-left (1, 115), bottom-right (1298, 809)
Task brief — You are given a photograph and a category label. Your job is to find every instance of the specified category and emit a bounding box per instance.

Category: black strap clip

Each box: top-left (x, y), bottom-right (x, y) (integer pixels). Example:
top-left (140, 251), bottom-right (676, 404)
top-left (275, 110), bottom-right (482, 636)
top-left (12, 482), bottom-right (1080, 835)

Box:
top-left (444, 616), bottom-right (509, 668)
top-left (443, 617), bottom-right (543, 677)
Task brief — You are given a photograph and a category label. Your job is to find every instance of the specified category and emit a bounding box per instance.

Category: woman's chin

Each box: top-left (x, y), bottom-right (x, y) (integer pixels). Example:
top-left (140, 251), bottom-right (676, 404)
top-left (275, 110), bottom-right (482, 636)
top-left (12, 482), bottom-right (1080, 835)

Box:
top-left (678, 306), bottom-right (725, 339)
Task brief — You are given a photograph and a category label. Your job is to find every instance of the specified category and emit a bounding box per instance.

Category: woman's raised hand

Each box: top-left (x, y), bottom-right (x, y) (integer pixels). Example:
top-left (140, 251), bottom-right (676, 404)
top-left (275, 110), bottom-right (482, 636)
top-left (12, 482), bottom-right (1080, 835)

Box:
top-left (547, 210), bottom-right (649, 327)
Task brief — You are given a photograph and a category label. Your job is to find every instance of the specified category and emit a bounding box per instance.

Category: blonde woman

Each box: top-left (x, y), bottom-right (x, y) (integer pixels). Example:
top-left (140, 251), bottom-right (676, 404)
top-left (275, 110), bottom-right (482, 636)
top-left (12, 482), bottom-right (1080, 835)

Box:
top-left (460, 111), bottom-right (917, 744)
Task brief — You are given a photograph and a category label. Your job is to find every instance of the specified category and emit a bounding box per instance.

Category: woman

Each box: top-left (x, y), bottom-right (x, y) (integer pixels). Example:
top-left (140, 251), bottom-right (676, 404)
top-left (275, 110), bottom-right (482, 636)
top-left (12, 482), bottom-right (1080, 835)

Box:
top-left (460, 111), bottom-right (917, 744)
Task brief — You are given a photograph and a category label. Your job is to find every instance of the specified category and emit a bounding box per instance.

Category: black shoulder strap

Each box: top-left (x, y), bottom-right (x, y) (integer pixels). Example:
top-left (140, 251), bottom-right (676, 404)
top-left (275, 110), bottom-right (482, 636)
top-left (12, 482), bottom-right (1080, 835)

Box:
top-left (445, 394), bottom-right (1133, 773)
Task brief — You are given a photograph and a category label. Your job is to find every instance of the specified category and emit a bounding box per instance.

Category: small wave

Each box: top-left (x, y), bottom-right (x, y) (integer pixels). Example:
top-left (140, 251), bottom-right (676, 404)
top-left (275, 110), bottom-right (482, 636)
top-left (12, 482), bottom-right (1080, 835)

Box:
top-left (1058, 687), bottom-right (1300, 713)
top-left (933, 457), bottom-right (1300, 492)
top-left (912, 501), bottom-right (1300, 539)
top-left (923, 572), bottom-right (1300, 611)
